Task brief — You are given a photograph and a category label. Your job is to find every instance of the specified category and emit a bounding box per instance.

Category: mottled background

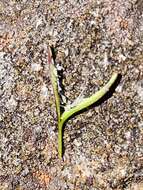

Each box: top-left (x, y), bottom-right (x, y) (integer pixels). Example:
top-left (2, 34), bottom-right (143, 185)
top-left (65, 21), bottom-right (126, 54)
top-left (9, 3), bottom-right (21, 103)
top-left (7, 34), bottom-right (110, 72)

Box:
top-left (0, 0), bottom-right (143, 189)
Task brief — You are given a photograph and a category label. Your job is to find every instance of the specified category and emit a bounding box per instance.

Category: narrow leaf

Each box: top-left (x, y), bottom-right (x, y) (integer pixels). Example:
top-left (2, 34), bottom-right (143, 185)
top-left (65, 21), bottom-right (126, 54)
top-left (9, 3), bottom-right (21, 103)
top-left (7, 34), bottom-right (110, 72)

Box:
top-left (48, 47), bottom-right (61, 122)
top-left (61, 73), bottom-right (118, 124)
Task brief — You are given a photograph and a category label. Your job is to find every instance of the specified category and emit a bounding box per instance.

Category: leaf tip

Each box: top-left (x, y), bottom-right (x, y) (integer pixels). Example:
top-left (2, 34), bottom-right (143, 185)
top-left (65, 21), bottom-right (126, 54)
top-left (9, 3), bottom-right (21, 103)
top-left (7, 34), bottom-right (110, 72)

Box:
top-left (47, 46), bottom-right (52, 65)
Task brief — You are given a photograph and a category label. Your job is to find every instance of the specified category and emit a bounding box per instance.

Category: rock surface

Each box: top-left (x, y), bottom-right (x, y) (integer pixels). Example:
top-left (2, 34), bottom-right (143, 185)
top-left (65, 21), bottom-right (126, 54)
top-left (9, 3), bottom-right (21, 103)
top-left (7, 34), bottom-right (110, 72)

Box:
top-left (0, 0), bottom-right (143, 189)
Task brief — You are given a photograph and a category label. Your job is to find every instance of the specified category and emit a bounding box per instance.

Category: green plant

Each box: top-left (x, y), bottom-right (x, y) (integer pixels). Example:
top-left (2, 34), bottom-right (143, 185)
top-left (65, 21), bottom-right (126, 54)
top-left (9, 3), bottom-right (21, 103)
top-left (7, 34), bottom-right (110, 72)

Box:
top-left (48, 47), bottom-right (118, 158)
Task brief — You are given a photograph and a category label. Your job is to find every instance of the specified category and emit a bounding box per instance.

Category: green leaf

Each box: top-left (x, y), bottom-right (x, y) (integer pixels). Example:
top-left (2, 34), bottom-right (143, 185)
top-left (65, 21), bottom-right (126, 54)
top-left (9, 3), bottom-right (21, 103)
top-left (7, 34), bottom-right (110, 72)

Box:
top-left (48, 47), bottom-right (61, 122)
top-left (61, 73), bottom-right (118, 124)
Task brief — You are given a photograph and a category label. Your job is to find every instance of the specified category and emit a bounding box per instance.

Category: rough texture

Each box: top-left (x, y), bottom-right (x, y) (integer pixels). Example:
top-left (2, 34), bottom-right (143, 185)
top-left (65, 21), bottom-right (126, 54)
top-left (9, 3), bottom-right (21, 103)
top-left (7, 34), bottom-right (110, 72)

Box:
top-left (0, 0), bottom-right (143, 189)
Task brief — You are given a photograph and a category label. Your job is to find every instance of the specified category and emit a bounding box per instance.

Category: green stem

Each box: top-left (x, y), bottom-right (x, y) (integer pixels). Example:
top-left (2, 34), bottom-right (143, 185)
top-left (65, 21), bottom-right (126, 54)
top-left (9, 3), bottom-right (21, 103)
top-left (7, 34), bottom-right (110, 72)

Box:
top-left (58, 120), bottom-right (64, 158)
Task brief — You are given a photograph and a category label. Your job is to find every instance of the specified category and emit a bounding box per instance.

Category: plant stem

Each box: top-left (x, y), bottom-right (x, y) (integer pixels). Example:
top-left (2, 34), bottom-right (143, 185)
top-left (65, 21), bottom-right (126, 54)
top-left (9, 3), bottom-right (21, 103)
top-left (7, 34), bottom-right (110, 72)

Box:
top-left (58, 120), bottom-right (64, 158)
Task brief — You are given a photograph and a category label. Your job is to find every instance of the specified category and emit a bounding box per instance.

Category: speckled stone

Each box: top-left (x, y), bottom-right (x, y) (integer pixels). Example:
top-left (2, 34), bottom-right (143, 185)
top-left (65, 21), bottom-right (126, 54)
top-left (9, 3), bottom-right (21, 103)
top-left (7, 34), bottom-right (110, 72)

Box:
top-left (0, 0), bottom-right (143, 189)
